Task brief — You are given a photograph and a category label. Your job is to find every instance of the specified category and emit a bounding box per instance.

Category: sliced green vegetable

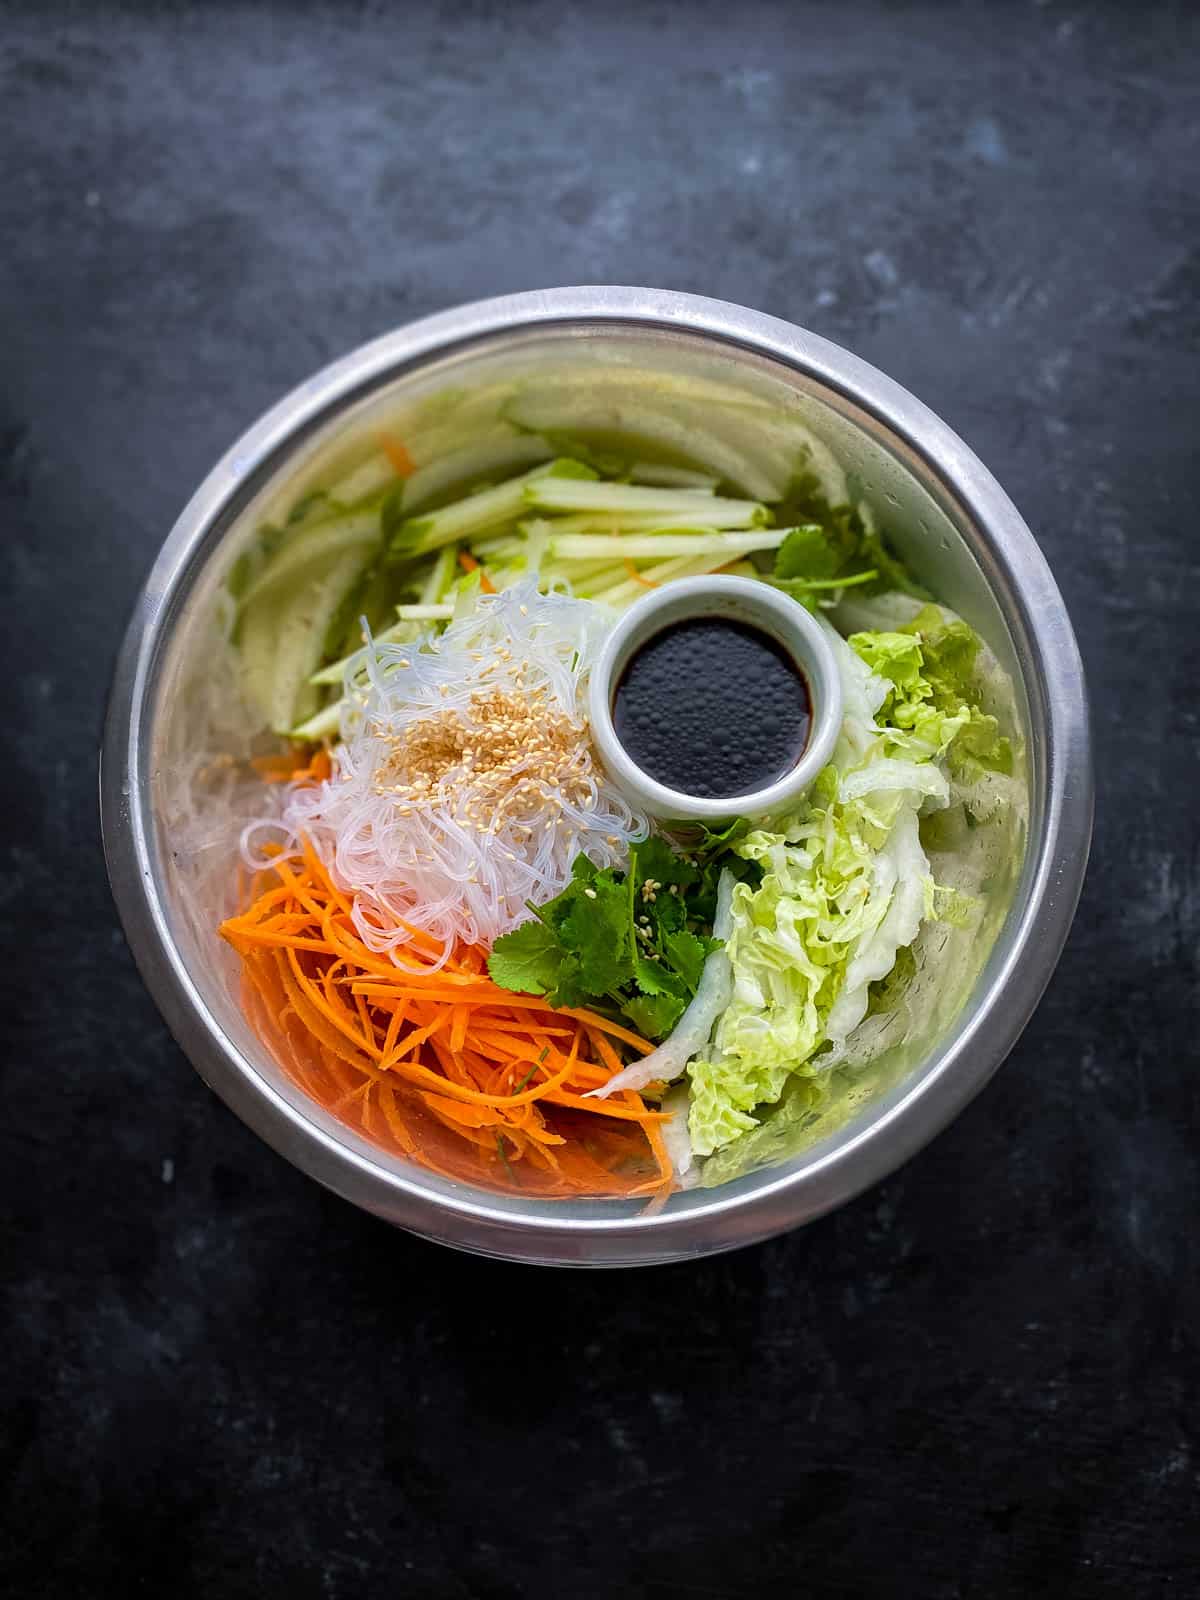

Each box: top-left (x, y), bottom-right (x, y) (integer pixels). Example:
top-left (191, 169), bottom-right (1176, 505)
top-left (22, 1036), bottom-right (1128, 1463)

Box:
top-left (504, 389), bottom-right (783, 500)
top-left (240, 549), bottom-right (372, 735)
top-left (237, 507), bottom-right (380, 612)
top-left (629, 463), bottom-right (721, 490)
top-left (326, 454), bottom-right (398, 507)
top-left (400, 431), bottom-right (555, 515)
top-left (393, 603), bottom-right (455, 621)
top-left (543, 529), bottom-right (787, 562)
top-left (390, 458), bottom-right (596, 559)
top-left (523, 478), bottom-right (770, 528)
top-left (290, 699), bottom-right (344, 744)
top-left (849, 612), bottom-right (1013, 776)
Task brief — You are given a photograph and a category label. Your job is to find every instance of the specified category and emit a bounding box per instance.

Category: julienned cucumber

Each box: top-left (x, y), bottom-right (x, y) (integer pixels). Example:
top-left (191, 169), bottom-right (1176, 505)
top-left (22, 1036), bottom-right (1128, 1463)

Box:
top-left (237, 506), bottom-right (381, 612)
top-left (544, 528), bottom-right (787, 561)
top-left (521, 478), bottom-right (770, 527)
top-left (239, 550), bottom-right (373, 735)
top-left (390, 458), bottom-right (597, 558)
top-left (399, 430), bottom-right (555, 516)
top-left (503, 389), bottom-right (783, 502)
top-left (230, 424), bottom-right (879, 747)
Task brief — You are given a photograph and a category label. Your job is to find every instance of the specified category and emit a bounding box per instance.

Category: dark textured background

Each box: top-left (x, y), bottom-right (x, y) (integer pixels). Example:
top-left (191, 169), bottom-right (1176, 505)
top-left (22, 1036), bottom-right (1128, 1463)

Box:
top-left (3, 2), bottom-right (1198, 1595)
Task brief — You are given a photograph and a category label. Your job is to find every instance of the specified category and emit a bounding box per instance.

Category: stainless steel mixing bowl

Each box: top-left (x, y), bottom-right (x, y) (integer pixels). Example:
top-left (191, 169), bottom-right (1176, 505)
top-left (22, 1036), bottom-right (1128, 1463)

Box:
top-left (100, 287), bottom-right (1092, 1266)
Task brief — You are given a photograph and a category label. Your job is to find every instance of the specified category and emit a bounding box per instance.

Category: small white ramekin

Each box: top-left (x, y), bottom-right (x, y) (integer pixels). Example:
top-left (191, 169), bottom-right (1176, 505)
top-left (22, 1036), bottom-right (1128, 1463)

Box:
top-left (587, 575), bottom-right (844, 822)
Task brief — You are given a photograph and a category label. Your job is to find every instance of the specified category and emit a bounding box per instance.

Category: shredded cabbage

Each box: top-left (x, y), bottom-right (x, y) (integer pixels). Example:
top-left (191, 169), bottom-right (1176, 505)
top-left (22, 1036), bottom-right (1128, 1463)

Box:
top-left (848, 610), bottom-right (1012, 779)
top-left (685, 615), bottom-right (990, 1159)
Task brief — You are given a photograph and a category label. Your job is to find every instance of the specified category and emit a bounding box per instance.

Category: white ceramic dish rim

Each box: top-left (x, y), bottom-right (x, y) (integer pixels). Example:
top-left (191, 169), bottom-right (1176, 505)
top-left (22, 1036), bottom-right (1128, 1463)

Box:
top-left (587, 575), bottom-right (844, 822)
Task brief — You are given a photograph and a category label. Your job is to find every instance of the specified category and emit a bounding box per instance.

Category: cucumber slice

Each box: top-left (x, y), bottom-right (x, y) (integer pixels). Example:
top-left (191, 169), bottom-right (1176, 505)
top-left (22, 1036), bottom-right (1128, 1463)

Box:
top-left (239, 549), bottom-right (373, 735)
top-left (290, 700), bottom-right (343, 744)
top-left (523, 478), bottom-right (768, 527)
top-left (308, 543), bottom-right (460, 688)
top-left (392, 458), bottom-right (595, 559)
top-left (629, 462), bottom-right (720, 490)
top-left (421, 544), bottom-right (459, 605)
top-left (544, 529), bottom-right (787, 562)
top-left (322, 555), bottom-right (398, 667)
top-left (504, 390), bottom-right (780, 501)
top-left (327, 453), bottom-right (398, 507)
top-left (308, 615), bottom-right (424, 687)
top-left (400, 430), bottom-right (555, 515)
top-left (237, 506), bottom-right (380, 611)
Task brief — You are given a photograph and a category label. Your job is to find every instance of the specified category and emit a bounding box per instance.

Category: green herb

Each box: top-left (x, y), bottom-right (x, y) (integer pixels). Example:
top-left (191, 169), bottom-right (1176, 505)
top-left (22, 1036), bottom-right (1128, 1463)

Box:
top-left (495, 1132), bottom-right (520, 1184)
top-left (486, 918), bottom-right (562, 995)
top-left (287, 490), bottom-right (332, 526)
top-left (769, 470), bottom-right (928, 602)
top-left (487, 834), bottom-right (745, 1041)
top-left (510, 1059), bottom-right (544, 1096)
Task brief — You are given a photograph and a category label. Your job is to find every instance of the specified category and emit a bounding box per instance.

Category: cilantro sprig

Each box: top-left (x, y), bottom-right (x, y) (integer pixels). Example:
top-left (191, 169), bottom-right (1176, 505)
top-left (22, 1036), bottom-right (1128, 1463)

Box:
top-left (488, 836), bottom-right (752, 1041)
top-left (766, 469), bottom-right (928, 609)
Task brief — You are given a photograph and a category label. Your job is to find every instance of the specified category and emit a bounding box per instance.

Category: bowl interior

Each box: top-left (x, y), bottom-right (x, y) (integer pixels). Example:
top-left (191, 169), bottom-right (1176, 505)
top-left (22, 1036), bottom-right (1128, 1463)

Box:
top-left (137, 318), bottom-right (1034, 1238)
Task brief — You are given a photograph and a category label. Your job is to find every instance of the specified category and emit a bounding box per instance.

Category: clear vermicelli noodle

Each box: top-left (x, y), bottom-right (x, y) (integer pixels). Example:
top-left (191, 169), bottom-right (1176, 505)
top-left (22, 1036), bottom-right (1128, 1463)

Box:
top-left (240, 581), bottom-right (647, 966)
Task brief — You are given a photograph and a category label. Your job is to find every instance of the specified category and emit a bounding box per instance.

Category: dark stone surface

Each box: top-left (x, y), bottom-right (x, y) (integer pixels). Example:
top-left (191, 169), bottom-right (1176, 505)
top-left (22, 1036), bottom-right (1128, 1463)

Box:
top-left (2, 2), bottom-right (1198, 1595)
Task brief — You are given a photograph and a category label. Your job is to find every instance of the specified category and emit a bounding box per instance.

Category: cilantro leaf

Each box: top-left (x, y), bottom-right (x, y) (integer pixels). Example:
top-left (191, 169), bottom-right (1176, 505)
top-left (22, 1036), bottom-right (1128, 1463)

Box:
top-left (651, 890), bottom-right (687, 935)
top-left (623, 992), bottom-right (687, 1039)
top-left (663, 929), bottom-right (709, 992)
top-left (634, 957), bottom-right (688, 999)
top-left (558, 876), bottom-right (635, 995)
top-left (770, 468), bottom-right (928, 600)
top-left (491, 828), bottom-right (747, 1042)
top-left (693, 816), bottom-right (753, 855)
top-left (488, 920), bottom-right (564, 995)
top-left (630, 834), bottom-right (699, 891)
top-left (545, 952), bottom-right (593, 1010)
top-left (775, 522), bottom-right (845, 581)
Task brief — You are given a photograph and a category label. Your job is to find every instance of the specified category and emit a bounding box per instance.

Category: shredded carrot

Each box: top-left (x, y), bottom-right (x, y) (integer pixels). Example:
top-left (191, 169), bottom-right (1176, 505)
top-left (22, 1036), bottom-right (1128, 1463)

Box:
top-left (251, 753), bottom-right (300, 783)
top-left (458, 549), bottom-right (497, 594)
top-left (379, 433), bottom-right (416, 478)
top-left (220, 850), bottom-right (672, 1198)
top-left (623, 558), bottom-right (657, 588)
top-left (252, 747), bottom-right (332, 785)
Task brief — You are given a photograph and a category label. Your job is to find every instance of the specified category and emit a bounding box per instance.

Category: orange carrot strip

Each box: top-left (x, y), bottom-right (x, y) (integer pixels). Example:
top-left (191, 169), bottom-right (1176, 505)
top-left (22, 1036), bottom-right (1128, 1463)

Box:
top-left (221, 854), bottom-right (669, 1197)
top-left (379, 999), bottom-right (410, 1062)
top-left (587, 1027), bottom-right (626, 1079)
top-left (251, 753), bottom-right (301, 783)
top-left (419, 1092), bottom-right (497, 1130)
top-left (284, 947), bottom-right (380, 1060)
top-left (386, 1009), bottom-right (452, 1062)
top-left (379, 433), bottom-right (416, 477)
top-left (541, 1090), bottom-right (669, 1123)
top-left (450, 1005), bottom-right (470, 1056)
top-left (561, 1009), bottom-right (656, 1053)
top-left (458, 550), bottom-right (497, 594)
top-left (377, 1084), bottom-right (416, 1154)
top-left (274, 952), bottom-right (371, 1071)
top-left (224, 928), bottom-right (335, 955)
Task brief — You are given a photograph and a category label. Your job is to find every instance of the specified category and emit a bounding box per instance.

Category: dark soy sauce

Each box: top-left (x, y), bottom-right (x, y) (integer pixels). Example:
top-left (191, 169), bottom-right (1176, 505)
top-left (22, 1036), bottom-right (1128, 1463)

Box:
top-left (613, 617), bottom-right (811, 798)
